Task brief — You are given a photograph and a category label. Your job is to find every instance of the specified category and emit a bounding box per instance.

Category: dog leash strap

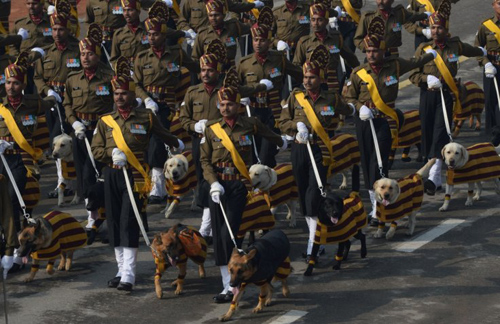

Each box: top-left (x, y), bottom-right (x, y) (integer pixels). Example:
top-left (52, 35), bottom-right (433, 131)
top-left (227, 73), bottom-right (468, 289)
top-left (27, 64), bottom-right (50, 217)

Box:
top-left (54, 102), bottom-right (65, 134)
top-left (164, 144), bottom-right (174, 159)
top-left (0, 153), bottom-right (32, 223)
top-left (245, 105), bottom-right (261, 165)
top-left (369, 119), bottom-right (385, 178)
top-left (306, 140), bottom-right (326, 197)
top-left (84, 137), bottom-right (100, 179)
top-left (218, 203), bottom-right (243, 253)
top-left (439, 88), bottom-right (454, 143)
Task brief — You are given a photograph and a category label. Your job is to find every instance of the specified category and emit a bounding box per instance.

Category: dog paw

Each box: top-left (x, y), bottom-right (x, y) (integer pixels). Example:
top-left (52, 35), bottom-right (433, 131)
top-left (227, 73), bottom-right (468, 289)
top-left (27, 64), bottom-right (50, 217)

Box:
top-left (47, 268), bottom-right (55, 275)
top-left (332, 263), bottom-right (341, 271)
top-left (288, 220), bottom-right (296, 228)
top-left (282, 287), bottom-right (290, 298)
top-left (57, 263), bottom-right (65, 271)
top-left (303, 264), bottom-right (314, 276)
top-left (219, 313), bottom-right (232, 322)
top-left (70, 197), bottom-right (81, 205)
top-left (360, 248), bottom-right (367, 259)
top-left (264, 299), bottom-right (272, 307)
top-left (252, 306), bottom-right (263, 313)
top-left (23, 276), bottom-right (34, 283)
top-left (174, 287), bottom-right (183, 295)
top-left (473, 195), bottom-right (480, 201)
top-left (156, 289), bottom-right (163, 299)
top-left (405, 230), bottom-right (414, 237)
top-left (57, 202), bottom-right (65, 208)
top-left (439, 206), bottom-right (448, 212)
top-left (339, 184), bottom-right (348, 190)
top-left (373, 231), bottom-right (383, 239)
top-left (465, 200), bottom-right (473, 207)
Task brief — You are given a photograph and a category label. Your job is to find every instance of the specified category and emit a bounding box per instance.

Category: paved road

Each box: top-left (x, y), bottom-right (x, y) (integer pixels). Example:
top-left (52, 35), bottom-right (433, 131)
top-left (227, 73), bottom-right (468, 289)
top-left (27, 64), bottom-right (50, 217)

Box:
top-left (2, 1), bottom-right (500, 324)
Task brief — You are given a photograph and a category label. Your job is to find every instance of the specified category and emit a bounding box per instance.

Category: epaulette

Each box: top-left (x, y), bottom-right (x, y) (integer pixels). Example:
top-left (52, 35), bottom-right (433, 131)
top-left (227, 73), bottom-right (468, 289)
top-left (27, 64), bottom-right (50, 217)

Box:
top-left (100, 111), bottom-right (114, 117)
top-left (351, 65), bottom-right (364, 75)
top-left (482, 17), bottom-right (495, 24)
top-left (14, 17), bottom-right (27, 25)
top-left (187, 83), bottom-right (203, 93)
top-left (206, 118), bottom-right (222, 127)
top-left (168, 43), bottom-right (181, 51)
top-left (134, 107), bottom-right (152, 117)
top-left (197, 25), bottom-right (210, 35)
top-left (268, 49), bottom-right (285, 58)
top-left (448, 36), bottom-right (461, 43)
top-left (364, 10), bottom-right (376, 16)
top-left (67, 70), bottom-right (83, 79)
top-left (136, 48), bottom-right (150, 58)
top-left (239, 54), bottom-right (254, 63)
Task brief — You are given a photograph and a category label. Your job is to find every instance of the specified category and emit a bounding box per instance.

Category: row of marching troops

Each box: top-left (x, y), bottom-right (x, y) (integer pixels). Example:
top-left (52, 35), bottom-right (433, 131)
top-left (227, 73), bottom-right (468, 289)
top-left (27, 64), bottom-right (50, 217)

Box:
top-left (0, 0), bottom-right (499, 300)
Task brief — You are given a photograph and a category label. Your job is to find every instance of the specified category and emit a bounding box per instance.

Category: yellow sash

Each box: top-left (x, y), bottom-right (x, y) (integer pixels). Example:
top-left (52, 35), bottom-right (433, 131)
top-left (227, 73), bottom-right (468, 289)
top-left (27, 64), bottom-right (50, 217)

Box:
top-left (246, 0), bottom-right (260, 19)
top-left (172, 0), bottom-right (181, 16)
top-left (483, 19), bottom-right (500, 45)
top-left (423, 45), bottom-right (462, 112)
top-left (101, 115), bottom-right (151, 194)
top-left (0, 22), bottom-right (7, 35)
top-left (355, 68), bottom-right (399, 144)
top-left (341, 0), bottom-right (360, 23)
top-left (210, 122), bottom-right (251, 182)
top-left (416, 0), bottom-right (435, 13)
top-left (0, 104), bottom-right (42, 160)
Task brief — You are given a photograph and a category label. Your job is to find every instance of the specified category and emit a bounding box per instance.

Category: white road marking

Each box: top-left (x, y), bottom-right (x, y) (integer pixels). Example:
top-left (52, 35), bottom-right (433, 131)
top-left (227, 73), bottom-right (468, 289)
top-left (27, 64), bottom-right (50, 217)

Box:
top-left (395, 218), bottom-right (466, 253)
top-left (269, 310), bottom-right (308, 324)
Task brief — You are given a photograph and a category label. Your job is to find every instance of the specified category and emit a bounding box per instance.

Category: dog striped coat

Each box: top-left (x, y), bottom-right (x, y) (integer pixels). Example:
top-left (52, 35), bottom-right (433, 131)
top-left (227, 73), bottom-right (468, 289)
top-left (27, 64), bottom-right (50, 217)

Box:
top-left (237, 191), bottom-right (275, 238)
top-left (390, 110), bottom-right (421, 149)
top-left (30, 211), bottom-right (87, 261)
top-left (165, 151), bottom-right (197, 204)
top-left (314, 192), bottom-right (367, 244)
top-left (329, 134), bottom-right (361, 175)
top-left (446, 143), bottom-right (500, 185)
top-left (454, 81), bottom-right (485, 120)
top-left (266, 164), bottom-right (298, 208)
top-left (376, 174), bottom-right (424, 223)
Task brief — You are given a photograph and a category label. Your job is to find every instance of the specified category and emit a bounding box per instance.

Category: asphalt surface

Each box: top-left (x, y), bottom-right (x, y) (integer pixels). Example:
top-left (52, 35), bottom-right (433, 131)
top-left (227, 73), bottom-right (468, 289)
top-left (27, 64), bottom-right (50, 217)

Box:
top-left (2, 1), bottom-right (500, 324)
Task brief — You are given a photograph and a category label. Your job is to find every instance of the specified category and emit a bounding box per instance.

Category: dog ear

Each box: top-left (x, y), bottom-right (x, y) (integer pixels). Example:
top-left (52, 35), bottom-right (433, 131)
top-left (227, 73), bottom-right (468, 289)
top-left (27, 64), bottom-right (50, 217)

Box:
top-left (392, 182), bottom-right (401, 204)
top-left (34, 218), bottom-right (42, 236)
top-left (460, 145), bottom-right (469, 162)
top-left (373, 180), bottom-right (379, 190)
top-left (441, 145), bottom-right (447, 160)
top-left (231, 247), bottom-right (240, 257)
top-left (265, 166), bottom-right (272, 178)
top-left (245, 249), bottom-right (257, 261)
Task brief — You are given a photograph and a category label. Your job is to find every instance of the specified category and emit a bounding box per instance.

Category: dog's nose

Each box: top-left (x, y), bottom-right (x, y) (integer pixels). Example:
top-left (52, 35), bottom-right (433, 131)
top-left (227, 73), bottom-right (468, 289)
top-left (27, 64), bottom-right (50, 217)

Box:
top-left (384, 193), bottom-right (390, 199)
top-left (172, 171), bottom-right (178, 176)
top-left (53, 153), bottom-right (59, 158)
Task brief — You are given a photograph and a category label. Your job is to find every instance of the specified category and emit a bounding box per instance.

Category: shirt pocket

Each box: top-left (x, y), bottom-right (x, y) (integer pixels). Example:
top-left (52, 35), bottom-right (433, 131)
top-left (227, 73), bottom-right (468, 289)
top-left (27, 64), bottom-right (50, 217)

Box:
top-left (486, 33), bottom-right (499, 49)
top-left (72, 88), bottom-right (84, 107)
top-left (277, 20), bottom-right (287, 31)
top-left (246, 74), bottom-right (258, 85)
top-left (42, 60), bottom-right (56, 79)
top-left (190, 8), bottom-right (203, 26)
top-left (119, 42), bottom-right (132, 56)
top-left (192, 102), bottom-right (204, 119)
top-left (92, 6), bottom-right (104, 23)
top-left (143, 68), bottom-right (155, 84)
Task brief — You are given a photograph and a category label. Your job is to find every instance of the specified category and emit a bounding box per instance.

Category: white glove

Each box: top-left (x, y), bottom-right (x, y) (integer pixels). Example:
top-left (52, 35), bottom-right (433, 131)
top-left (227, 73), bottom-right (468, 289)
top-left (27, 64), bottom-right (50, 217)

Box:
top-left (240, 97), bottom-right (251, 106)
top-left (424, 47), bottom-right (437, 59)
top-left (1, 255), bottom-right (14, 279)
top-left (329, 17), bottom-right (338, 29)
top-left (0, 140), bottom-right (13, 154)
top-left (31, 47), bottom-right (45, 58)
top-left (422, 28), bottom-right (432, 40)
top-left (210, 181), bottom-right (225, 204)
top-left (17, 28), bottom-right (28, 40)
top-left (334, 6), bottom-right (344, 18)
top-left (253, 0), bottom-right (264, 8)
top-left (173, 139), bottom-right (185, 152)
top-left (72, 121), bottom-right (86, 140)
top-left (296, 122), bottom-right (309, 144)
top-left (260, 79), bottom-right (273, 90)
top-left (427, 75), bottom-right (442, 89)
top-left (359, 105), bottom-right (374, 121)
top-left (145, 97), bottom-right (159, 113)
top-left (47, 5), bottom-right (56, 15)
top-left (163, 0), bottom-right (173, 8)
top-left (187, 38), bottom-right (195, 47)
top-left (485, 62), bottom-right (497, 78)
top-left (47, 89), bottom-right (62, 103)
top-left (478, 46), bottom-right (488, 57)
top-left (277, 40), bottom-right (290, 51)
top-left (194, 119), bottom-right (208, 134)
top-left (135, 97), bottom-right (143, 107)
top-left (424, 11), bottom-right (432, 17)
top-left (296, 121), bottom-right (308, 133)
top-left (278, 135), bottom-right (288, 152)
top-left (112, 148), bottom-right (127, 167)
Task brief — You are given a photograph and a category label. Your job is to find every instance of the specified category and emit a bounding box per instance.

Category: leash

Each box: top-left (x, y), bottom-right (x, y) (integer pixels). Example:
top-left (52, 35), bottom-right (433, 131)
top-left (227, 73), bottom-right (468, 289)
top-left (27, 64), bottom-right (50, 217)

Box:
top-left (84, 137), bottom-right (101, 179)
top-left (306, 140), bottom-right (326, 197)
top-left (244, 104), bottom-right (262, 164)
top-left (286, 50), bottom-right (293, 93)
top-left (493, 77), bottom-right (500, 114)
top-left (1, 268), bottom-right (8, 324)
top-left (369, 119), bottom-right (385, 178)
top-left (218, 202), bottom-right (245, 254)
top-left (165, 145), bottom-right (174, 159)
top-left (243, 34), bottom-right (249, 57)
top-left (439, 87), bottom-right (454, 143)
top-left (53, 102), bottom-right (66, 135)
top-left (0, 153), bottom-right (35, 225)
top-left (101, 44), bottom-right (114, 70)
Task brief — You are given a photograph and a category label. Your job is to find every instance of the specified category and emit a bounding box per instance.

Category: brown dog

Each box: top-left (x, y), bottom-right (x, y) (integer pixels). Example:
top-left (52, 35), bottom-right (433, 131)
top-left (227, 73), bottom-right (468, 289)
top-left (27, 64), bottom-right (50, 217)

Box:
top-left (221, 230), bottom-right (291, 322)
top-left (151, 224), bottom-right (207, 298)
top-left (18, 211), bottom-right (87, 282)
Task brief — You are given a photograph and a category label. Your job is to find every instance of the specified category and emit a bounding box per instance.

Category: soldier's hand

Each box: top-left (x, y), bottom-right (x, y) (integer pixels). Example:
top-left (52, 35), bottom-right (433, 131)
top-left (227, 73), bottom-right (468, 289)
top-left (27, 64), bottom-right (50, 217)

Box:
top-left (187, 29), bottom-right (197, 40)
top-left (424, 11), bottom-right (432, 18)
top-left (47, 5), bottom-right (56, 15)
top-left (253, 0), bottom-right (264, 8)
top-left (31, 47), bottom-right (46, 59)
top-left (424, 47), bottom-right (437, 58)
top-left (194, 119), bottom-right (208, 134)
top-left (210, 181), bottom-right (225, 204)
top-left (135, 97), bottom-right (143, 107)
top-left (296, 122), bottom-right (309, 144)
top-left (0, 140), bottom-right (13, 154)
top-left (260, 79), bottom-right (273, 90)
top-left (72, 121), bottom-right (87, 140)
top-left (163, 0), bottom-right (174, 8)
top-left (485, 62), bottom-right (497, 78)
top-left (173, 139), bottom-right (185, 152)
top-left (426, 75), bottom-right (442, 89)
top-left (1, 255), bottom-right (14, 279)
top-left (145, 97), bottom-right (159, 114)
top-left (112, 148), bottom-right (127, 167)
top-left (478, 46), bottom-right (488, 57)
top-left (422, 28), bottom-right (432, 40)
top-left (277, 40), bottom-right (290, 51)
top-left (278, 135), bottom-right (288, 152)
top-left (359, 105), bottom-right (374, 121)
top-left (240, 97), bottom-right (251, 106)
top-left (334, 6), bottom-right (345, 18)
top-left (329, 17), bottom-right (338, 30)
top-left (17, 28), bottom-right (28, 41)
top-left (47, 89), bottom-right (62, 103)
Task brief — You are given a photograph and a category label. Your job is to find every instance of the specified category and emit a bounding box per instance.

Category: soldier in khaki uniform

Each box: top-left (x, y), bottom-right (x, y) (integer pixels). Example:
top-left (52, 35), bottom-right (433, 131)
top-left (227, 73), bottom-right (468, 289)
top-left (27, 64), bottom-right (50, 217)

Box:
top-left (409, 1), bottom-right (485, 195)
top-left (238, 8), bottom-right (303, 167)
top-left (475, 0), bottom-right (500, 133)
top-left (64, 24), bottom-right (114, 234)
top-left (354, 0), bottom-right (430, 57)
top-left (346, 17), bottom-right (435, 221)
top-left (91, 58), bottom-right (181, 292)
top-left (191, 0), bottom-right (251, 66)
top-left (279, 45), bottom-right (354, 265)
top-left (294, 2), bottom-right (359, 93)
top-left (201, 73), bottom-right (285, 303)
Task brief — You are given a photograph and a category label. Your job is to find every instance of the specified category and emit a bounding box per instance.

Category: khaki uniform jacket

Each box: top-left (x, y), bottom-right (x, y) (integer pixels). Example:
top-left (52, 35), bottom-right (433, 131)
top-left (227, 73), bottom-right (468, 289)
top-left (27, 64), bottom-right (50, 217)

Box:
top-left (63, 63), bottom-right (114, 125)
top-left (134, 45), bottom-right (200, 101)
top-left (404, 0), bottom-right (459, 36)
top-left (475, 16), bottom-right (500, 66)
top-left (85, 0), bottom-right (126, 31)
top-left (10, 14), bottom-right (53, 56)
top-left (34, 37), bottom-right (81, 97)
top-left (279, 88), bottom-right (352, 137)
top-left (201, 117), bottom-right (283, 184)
top-left (354, 5), bottom-right (427, 52)
top-left (409, 38), bottom-right (484, 88)
top-left (273, 2), bottom-right (311, 48)
top-left (346, 55), bottom-right (434, 109)
top-left (91, 108), bottom-right (179, 165)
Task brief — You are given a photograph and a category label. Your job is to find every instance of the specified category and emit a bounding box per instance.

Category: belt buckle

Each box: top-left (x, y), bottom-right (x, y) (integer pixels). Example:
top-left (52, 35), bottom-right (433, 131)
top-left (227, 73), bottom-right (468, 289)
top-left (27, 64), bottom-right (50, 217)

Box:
top-left (371, 107), bottom-right (381, 117)
top-left (223, 167), bottom-right (235, 175)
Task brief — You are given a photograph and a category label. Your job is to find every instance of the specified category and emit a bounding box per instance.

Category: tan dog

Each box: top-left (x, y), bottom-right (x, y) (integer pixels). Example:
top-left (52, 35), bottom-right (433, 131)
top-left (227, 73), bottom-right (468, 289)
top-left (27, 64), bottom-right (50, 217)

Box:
top-left (439, 142), bottom-right (500, 211)
top-left (373, 159), bottom-right (436, 239)
top-left (52, 133), bottom-right (80, 207)
top-left (249, 164), bottom-right (297, 227)
top-left (18, 211), bottom-right (87, 282)
top-left (151, 224), bottom-right (206, 298)
top-left (163, 152), bottom-right (197, 218)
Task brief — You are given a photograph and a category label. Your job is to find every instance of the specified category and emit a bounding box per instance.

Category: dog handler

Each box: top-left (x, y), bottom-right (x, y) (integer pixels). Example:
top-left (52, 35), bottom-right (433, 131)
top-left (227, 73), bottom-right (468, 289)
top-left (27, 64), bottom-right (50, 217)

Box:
top-left (200, 72), bottom-right (285, 303)
top-left (91, 58), bottom-right (182, 292)
top-left (409, 0), bottom-right (486, 195)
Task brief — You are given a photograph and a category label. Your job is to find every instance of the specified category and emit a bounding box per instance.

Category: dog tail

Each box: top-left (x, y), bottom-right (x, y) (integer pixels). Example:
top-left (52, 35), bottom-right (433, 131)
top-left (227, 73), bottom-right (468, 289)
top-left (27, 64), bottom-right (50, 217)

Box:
top-left (417, 158), bottom-right (436, 178)
top-left (351, 164), bottom-right (360, 193)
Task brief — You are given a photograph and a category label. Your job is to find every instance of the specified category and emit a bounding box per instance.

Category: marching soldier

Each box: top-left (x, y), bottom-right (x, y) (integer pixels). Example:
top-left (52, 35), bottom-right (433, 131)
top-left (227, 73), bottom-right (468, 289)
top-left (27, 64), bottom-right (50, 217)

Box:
top-left (475, 0), bottom-right (500, 134)
top-left (64, 24), bottom-right (114, 235)
top-left (200, 69), bottom-right (285, 303)
top-left (331, 0), bottom-right (363, 52)
top-left (279, 45), bottom-right (355, 266)
top-left (354, 0), bottom-right (430, 57)
top-left (409, 0), bottom-right (486, 195)
top-left (134, 1), bottom-right (198, 204)
top-left (346, 17), bottom-right (435, 222)
top-left (91, 57), bottom-right (182, 292)
top-left (238, 7), bottom-right (303, 167)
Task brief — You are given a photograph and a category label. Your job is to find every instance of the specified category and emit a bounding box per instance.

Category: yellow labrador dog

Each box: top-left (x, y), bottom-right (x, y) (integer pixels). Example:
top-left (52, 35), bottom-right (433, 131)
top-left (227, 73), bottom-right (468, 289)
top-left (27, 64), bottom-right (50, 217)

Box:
top-left (373, 159), bottom-right (436, 239)
top-left (163, 152), bottom-right (197, 218)
top-left (439, 142), bottom-right (500, 211)
top-left (52, 133), bottom-right (80, 207)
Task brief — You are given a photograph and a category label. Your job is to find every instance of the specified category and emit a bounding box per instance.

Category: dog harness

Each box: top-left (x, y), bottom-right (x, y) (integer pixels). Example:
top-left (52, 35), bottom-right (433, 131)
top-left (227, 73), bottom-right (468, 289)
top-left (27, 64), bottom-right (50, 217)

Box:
top-left (329, 134), bottom-right (361, 175)
top-left (376, 174), bottom-right (423, 223)
top-left (30, 211), bottom-right (87, 261)
top-left (267, 163), bottom-right (298, 208)
top-left (315, 192), bottom-right (367, 245)
top-left (446, 143), bottom-right (500, 185)
top-left (165, 150), bottom-right (197, 200)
